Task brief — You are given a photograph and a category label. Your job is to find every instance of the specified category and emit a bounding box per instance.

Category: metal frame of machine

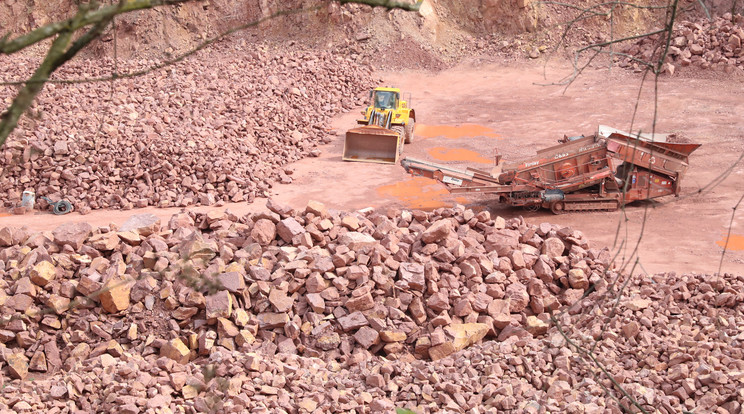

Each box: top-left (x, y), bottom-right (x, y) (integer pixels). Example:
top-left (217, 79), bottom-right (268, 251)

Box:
top-left (401, 126), bottom-right (701, 213)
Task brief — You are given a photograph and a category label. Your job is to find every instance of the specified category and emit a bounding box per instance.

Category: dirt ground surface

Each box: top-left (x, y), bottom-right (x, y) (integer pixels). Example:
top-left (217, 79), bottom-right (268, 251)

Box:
top-left (2, 61), bottom-right (743, 276)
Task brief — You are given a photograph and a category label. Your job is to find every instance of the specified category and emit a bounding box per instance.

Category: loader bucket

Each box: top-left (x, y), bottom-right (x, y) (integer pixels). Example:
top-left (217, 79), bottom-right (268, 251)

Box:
top-left (343, 125), bottom-right (402, 164)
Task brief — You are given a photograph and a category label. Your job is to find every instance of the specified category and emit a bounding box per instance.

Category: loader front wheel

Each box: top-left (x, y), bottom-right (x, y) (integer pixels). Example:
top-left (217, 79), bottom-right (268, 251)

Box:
top-left (405, 119), bottom-right (415, 144)
top-left (392, 126), bottom-right (405, 156)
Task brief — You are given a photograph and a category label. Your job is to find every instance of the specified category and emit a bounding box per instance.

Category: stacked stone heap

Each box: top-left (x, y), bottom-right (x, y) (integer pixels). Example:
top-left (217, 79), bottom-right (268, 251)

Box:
top-left (620, 13), bottom-right (744, 74)
top-left (0, 45), bottom-right (376, 213)
top-left (0, 201), bottom-right (742, 413)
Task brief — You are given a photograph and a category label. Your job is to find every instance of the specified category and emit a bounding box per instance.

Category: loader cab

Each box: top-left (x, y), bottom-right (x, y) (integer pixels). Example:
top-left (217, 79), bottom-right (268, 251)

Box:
top-left (371, 89), bottom-right (399, 110)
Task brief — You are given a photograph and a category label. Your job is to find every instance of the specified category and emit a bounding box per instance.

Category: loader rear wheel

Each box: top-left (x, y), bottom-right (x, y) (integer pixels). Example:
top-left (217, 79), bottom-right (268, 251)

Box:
top-left (405, 119), bottom-right (415, 144)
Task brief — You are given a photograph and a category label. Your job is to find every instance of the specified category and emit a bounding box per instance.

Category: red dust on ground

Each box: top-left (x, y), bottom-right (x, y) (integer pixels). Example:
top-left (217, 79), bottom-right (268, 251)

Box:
top-left (427, 147), bottom-right (496, 164)
top-left (415, 123), bottom-right (502, 140)
top-left (376, 176), bottom-right (470, 210)
top-left (717, 233), bottom-right (744, 251)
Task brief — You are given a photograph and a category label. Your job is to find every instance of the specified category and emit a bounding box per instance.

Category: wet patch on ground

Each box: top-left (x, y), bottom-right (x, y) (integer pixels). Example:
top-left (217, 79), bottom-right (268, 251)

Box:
top-left (376, 176), bottom-right (469, 210)
top-left (717, 233), bottom-right (744, 251)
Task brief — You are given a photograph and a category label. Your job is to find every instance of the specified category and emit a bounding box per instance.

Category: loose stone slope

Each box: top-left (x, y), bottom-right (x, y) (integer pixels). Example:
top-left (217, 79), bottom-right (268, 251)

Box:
top-left (1, 202), bottom-right (741, 413)
top-left (621, 13), bottom-right (744, 74)
top-left (0, 44), bottom-right (376, 213)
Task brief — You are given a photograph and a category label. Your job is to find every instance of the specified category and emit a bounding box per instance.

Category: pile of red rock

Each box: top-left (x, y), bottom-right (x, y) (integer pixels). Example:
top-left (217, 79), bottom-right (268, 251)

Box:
top-left (619, 13), bottom-right (744, 74)
top-left (0, 201), bottom-right (614, 412)
top-left (0, 44), bottom-right (376, 213)
top-left (1, 202), bottom-right (742, 413)
top-left (559, 270), bottom-right (744, 414)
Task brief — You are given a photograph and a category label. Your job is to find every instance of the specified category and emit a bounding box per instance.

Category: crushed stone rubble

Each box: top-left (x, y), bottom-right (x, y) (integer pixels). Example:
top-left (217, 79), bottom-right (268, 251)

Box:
top-left (620, 13), bottom-right (744, 75)
top-left (0, 201), bottom-right (741, 413)
top-left (0, 44), bottom-right (377, 213)
top-left (1, 5), bottom-right (743, 414)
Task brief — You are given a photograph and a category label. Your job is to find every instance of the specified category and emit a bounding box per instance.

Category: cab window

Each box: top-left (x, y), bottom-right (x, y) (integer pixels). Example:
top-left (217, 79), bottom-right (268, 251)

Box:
top-left (373, 91), bottom-right (397, 109)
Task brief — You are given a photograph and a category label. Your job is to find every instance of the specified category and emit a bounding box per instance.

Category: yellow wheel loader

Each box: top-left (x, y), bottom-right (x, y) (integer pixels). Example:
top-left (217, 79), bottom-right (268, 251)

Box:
top-left (343, 87), bottom-right (416, 164)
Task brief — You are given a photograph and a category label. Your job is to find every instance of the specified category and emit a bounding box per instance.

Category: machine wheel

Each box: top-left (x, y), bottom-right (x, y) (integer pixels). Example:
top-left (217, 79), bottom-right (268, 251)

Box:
top-left (392, 126), bottom-right (405, 156)
top-left (404, 118), bottom-right (415, 144)
top-left (550, 201), bottom-right (566, 215)
top-left (523, 203), bottom-right (541, 212)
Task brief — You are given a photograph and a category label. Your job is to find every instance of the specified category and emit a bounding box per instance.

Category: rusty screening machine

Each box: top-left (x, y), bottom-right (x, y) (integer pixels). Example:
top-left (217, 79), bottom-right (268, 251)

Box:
top-left (401, 126), bottom-right (701, 213)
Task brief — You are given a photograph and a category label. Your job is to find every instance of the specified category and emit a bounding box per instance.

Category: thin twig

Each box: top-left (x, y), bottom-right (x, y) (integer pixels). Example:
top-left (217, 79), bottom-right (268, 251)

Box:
top-left (0, 0), bottom-right (197, 55)
top-left (718, 192), bottom-right (744, 275)
top-left (339, 0), bottom-right (422, 10)
top-left (697, 0), bottom-right (711, 20)
top-left (0, 6), bottom-right (321, 87)
top-left (551, 308), bottom-right (650, 414)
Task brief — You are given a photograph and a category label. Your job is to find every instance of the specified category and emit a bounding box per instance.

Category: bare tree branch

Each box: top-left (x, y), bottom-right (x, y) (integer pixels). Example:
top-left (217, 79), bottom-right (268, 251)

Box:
top-left (718, 192), bottom-right (744, 275)
top-left (698, 0), bottom-right (711, 20)
top-left (0, 5), bottom-right (322, 87)
top-left (534, 29), bottom-right (666, 88)
top-left (0, 0), bottom-right (420, 149)
top-left (656, 0), bottom-right (680, 73)
top-left (539, 1), bottom-right (669, 12)
top-left (60, 5), bottom-right (121, 64)
top-left (339, 0), bottom-right (423, 11)
top-left (550, 287), bottom-right (651, 414)
top-left (732, 0), bottom-right (740, 19)
top-left (533, 1), bottom-right (744, 410)
top-left (0, 19), bottom-right (76, 148)
top-left (537, 0), bottom-right (678, 91)
top-left (0, 0), bottom-right (195, 55)
top-left (691, 151), bottom-right (744, 197)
